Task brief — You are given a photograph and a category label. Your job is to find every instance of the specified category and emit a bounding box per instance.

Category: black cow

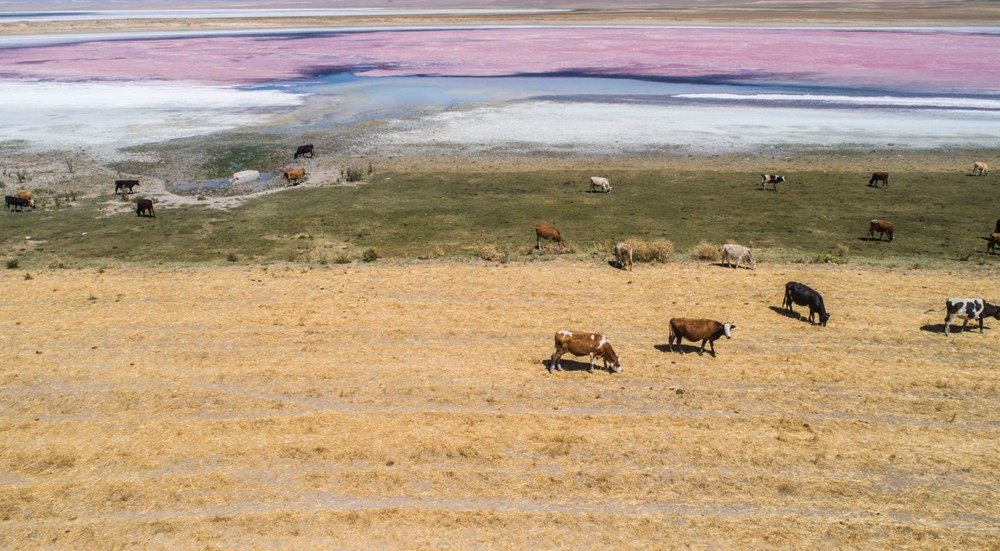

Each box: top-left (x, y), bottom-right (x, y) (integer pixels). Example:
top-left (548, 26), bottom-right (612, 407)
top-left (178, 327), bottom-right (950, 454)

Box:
top-left (994, 218), bottom-right (1000, 235)
top-left (5, 195), bottom-right (30, 212)
top-left (115, 179), bottom-right (140, 194)
top-left (943, 298), bottom-right (1000, 336)
top-left (783, 281), bottom-right (831, 326)
top-left (136, 198), bottom-right (155, 218)
top-left (294, 144), bottom-right (314, 159)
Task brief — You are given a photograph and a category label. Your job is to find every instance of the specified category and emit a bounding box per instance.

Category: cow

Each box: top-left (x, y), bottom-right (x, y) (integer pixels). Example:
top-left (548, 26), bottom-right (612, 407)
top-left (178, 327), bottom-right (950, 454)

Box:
top-left (114, 179), bottom-right (139, 194)
top-left (135, 198), bottom-right (155, 218)
top-left (589, 176), bottom-right (612, 193)
top-left (760, 174), bottom-right (785, 191)
top-left (294, 144), bottom-right (314, 159)
top-left (283, 168), bottom-right (306, 186)
top-left (668, 318), bottom-right (734, 357)
top-left (868, 219), bottom-right (894, 242)
top-left (614, 242), bottom-right (633, 271)
top-left (973, 161), bottom-right (990, 176)
top-left (5, 195), bottom-right (30, 212)
top-left (782, 282), bottom-right (831, 326)
top-left (719, 243), bottom-right (756, 270)
top-left (995, 219), bottom-right (1000, 235)
top-left (16, 189), bottom-right (35, 208)
top-left (535, 224), bottom-right (564, 250)
top-left (548, 330), bottom-right (621, 373)
top-left (229, 170), bottom-right (260, 186)
top-left (942, 298), bottom-right (1000, 336)
top-left (868, 172), bottom-right (889, 188)
top-left (987, 233), bottom-right (1000, 255)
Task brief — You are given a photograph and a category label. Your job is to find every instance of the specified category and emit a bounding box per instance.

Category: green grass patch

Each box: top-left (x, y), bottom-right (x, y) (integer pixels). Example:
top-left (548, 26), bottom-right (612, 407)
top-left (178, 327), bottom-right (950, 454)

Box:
top-left (1, 167), bottom-right (996, 268)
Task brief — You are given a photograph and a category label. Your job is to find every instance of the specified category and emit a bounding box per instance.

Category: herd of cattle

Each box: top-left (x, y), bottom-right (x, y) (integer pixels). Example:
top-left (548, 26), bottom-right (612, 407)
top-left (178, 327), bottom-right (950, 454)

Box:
top-left (544, 164), bottom-right (995, 373)
top-left (5, 151), bottom-right (997, 368)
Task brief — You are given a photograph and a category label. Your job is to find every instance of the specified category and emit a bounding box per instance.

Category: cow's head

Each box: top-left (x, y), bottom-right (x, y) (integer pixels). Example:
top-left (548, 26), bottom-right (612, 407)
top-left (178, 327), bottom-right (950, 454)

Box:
top-left (748, 255), bottom-right (757, 270)
top-left (723, 322), bottom-right (735, 338)
top-left (820, 312), bottom-right (831, 326)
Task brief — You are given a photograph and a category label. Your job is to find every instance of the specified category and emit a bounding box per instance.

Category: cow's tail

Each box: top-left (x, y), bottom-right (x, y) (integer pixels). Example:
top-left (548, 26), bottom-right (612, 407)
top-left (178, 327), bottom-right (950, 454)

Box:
top-left (923, 306), bottom-right (944, 314)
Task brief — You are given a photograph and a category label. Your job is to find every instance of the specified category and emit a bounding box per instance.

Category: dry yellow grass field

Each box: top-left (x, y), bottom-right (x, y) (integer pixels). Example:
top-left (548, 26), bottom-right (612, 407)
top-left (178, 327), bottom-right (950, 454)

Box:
top-left (1, 260), bottom-right (998, 549)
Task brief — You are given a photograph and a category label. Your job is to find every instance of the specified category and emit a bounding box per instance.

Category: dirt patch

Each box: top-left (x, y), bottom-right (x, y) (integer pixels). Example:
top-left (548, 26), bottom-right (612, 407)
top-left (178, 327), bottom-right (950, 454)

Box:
top-left (0, 261), bottom-right (997, 547)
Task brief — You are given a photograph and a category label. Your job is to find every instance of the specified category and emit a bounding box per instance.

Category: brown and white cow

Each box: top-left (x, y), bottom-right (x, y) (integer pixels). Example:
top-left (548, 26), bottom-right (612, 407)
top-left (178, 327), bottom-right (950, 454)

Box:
top-left (16, 189), bottom-right (35, 208)
top-left (668, 318), bottom-right (734, 357)
top-left (549, 330), bottom-right (621, 373)
top-left (589, 176), bottom-right (612, 193)
top-left (760, 174), bottom-right (785, 191)
top-left (973, 161), bottom-right (990, 176)
top-left (614, 241), bottom-right (633, 271)
top-left (868, 219), bottom-right (894, 242)
top-left (719, 243), bottom-right (756, 270)
top-left (535, 224), bottom-right (564, 250)
top-left (987, 233), bottom-right (1000, 255)
top-left (868, 172), bottom-right (889, 188)
top-left (283, 168), bottom-right (306, 186)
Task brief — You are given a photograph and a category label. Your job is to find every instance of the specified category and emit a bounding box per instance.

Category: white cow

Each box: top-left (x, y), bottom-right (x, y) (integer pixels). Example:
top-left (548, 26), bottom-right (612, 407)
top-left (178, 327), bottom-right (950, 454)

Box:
top-left (614, 242), bottom-right (633, 271)
top-left (719, 243), bottom-right (756, 270)
top-left (973, 161), bottom-right (990, 176)
top-left (229, 169), bottom-right (260, 185)
top-left (589, 176), bottom-right (612, 193)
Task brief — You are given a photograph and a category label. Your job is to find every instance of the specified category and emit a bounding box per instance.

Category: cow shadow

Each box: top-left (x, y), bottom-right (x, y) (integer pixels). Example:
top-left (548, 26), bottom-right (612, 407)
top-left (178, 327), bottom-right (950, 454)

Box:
top-left (654, 343), bottom-right (711, 356)
top-left (769, 306), bottom-right (802, 320)
top-left (543, 358), bottom-right (601, 372)
top-left (920, 323), bottom-right (990, 334)
top-left (858, 237), bottom-right (888, 242)
top-left (607, 260), bottom-right (629, 270)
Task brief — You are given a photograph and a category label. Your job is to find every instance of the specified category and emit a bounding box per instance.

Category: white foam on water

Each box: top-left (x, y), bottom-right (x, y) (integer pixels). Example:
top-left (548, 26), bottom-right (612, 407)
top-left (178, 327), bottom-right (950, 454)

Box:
top-left (374, 100), bottom-right (1000, 154)
top-left (0, 80), bottom-right (302, 154)
top-left (675, 93), bottom-right (1000, 110)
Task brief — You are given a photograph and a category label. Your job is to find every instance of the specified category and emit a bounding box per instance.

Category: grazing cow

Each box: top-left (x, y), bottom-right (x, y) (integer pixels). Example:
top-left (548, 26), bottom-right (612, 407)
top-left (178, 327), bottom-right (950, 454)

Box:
top-left (5, 195), bottom-right (30, 212)
top-left (294, 144), bottom-right (314, 159)
top-left (229, 170), bottom-right (260, 186)
top-left (668, 318), bottom-right (734, 357)
top-left (986, 233), bottom-right (1000, 255)
top-left (783, 281), bottom-right (831, 326)
top-left (943, 298), bottom-right (1000, 336)
top-left (589, 176), bottom-right (612, 193)
top-left (135, 198), bottom-right (155, 218)
top-left (535, 224), bottom-right (564, 250)
top-left (614, 241), bottom-right (633, 271)
top-left (868, 172), bottom-right (889, 188)
top-left (995, 219), bottom-right (1000, 235)
top-left (868, 219), bottom-right (894, 242)
top-left (16, 189), bottom-right (35, 208)
top-left (760, 174), bottom-right (785, 191)
top-left (719, 243), bottom-right (756, 270)
top-left (973, 161), bottom-right (990, 176)
top-left (283, 168), bottom-right (306, 185)
top-left (549, 330), bottom-right (621, 373)
top-left (114, 179), bottom-right (140, 194)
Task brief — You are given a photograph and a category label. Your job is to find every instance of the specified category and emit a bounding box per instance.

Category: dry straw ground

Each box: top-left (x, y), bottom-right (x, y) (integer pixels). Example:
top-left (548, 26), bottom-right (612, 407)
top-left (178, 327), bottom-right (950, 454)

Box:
top-left (1, 261), bottom-right (997, 548)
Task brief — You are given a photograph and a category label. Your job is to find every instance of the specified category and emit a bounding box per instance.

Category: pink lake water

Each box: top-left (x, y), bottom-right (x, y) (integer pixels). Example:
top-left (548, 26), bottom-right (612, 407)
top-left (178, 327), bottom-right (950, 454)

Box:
top-left (1, 26), bottom-right (998, 154)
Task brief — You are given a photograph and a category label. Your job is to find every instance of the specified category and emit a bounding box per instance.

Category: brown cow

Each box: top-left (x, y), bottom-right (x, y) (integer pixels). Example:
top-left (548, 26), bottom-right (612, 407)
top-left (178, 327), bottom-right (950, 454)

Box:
top-left (549, 330), bottom-right (621, 373)
top-left (535, 224), bottom-right (564, 250)
top-left (614, 242), bottom-right (633, 271)
top-left (136, 198), bottom-right (155, 218)
top-left (667, 318), bottom-right (734, 357)
top-left (868, 172), bottom-right (889, 188)
top-left (283, 168), bottom-right (306, 186)
top-left (868, 219), bottom-right (894, 242)
top-left (16, 189), bottom-right (35, 208)
top-left (987, 233), bottom-right (1000, 254)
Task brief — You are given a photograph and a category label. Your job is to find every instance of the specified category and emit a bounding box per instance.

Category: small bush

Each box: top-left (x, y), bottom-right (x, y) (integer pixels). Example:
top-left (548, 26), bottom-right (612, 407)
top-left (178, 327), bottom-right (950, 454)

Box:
top-left (361, 248), bottom-right (380, 263)
top-left (23, 273), bottom-right (32, 280)
top-left (835, 243), bottom-right (850, 258)
top-left (474, 242), bottom-right (507, 263)
top-left (629, 239), bottom-right (674, 263)
top-left (6, 259), bottom-right (18, 269)
top-left (333, 253), bottom-right (352, 264)
top-left (226, 253), bottom-right (238, 262)
top-left (692, 241), bottom-right (721, 262)
top-left (814, 253), bottom-right (848, 265)
top-left (344, 165), bottom-right (365, 182)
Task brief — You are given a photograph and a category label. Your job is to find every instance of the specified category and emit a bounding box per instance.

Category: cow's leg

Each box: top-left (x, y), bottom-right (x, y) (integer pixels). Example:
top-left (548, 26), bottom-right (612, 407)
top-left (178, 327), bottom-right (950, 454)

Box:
top-left (549, 350), bottom-right (564, 372)
top-left (979, 317), bottom-right (985, 333)
top-left (708, 338), bottom-right (717, 357)
top-left (697, 339), bottom-right (707, 356)
top-left (588, 353), bottom-right (596, 374)
top-left (944, 315), bottom-right (952, 336)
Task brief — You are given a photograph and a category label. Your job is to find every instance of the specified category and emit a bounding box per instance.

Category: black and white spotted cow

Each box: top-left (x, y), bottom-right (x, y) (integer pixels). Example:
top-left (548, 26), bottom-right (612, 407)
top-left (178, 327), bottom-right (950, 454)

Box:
top-left (760, 174), bottom-right (785, 191)
top-left (943, 298), bottom-right (1000, 336)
